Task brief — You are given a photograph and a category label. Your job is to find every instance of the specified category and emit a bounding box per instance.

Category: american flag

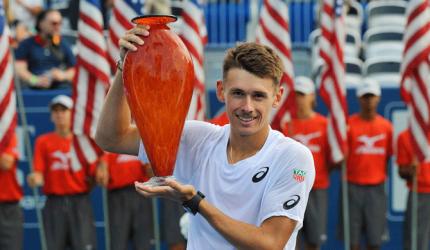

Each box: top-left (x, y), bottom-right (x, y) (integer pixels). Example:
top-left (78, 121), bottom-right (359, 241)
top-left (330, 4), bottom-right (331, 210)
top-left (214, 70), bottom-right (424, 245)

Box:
top-left (179, 0), bottom-right (208, 121)
top-left (400, 0), bottom-right (430, 162)
top-left (255, 0), bottom-right (295, 132)
top-left (70, 0), bottom-right (110, 171)
top-left (318, 0), bottom-right (347, 163)
top-left (0, 2), bottom-right (16, 153)
top-left (107, 0), bottom-right (145, 71)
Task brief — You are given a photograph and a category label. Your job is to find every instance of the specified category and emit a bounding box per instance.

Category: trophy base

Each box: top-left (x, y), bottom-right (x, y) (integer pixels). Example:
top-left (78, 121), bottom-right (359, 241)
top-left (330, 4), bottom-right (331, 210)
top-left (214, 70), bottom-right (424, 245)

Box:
top-left (142, 176), bottom-right (174, 187)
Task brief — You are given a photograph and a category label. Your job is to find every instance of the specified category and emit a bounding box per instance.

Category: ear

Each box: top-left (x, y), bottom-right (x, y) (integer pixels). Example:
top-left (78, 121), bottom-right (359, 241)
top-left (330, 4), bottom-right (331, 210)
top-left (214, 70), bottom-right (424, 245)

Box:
top-left (272, 85), bottom-right (284, 108)
top-left (216, 80), bottom-right (225, 103)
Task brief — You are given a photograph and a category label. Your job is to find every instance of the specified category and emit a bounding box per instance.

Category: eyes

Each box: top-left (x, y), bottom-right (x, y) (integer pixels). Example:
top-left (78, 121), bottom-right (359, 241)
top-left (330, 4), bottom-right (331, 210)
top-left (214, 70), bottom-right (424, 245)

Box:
top-left (230, 89), bottom-right (268, 100)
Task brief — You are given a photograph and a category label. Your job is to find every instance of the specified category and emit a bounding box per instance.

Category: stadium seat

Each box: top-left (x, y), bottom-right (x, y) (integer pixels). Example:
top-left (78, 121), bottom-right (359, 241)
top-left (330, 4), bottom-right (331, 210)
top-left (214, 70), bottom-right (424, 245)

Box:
top-left (345, 30), bottom-right (362, 59)
top-left (345, 57), bottom-right (363, 87)
top-left (363, 56), bottom-right (401, 87)
top-left (309, 29), bottom-right (321, 72)
top-left (363, 27), bottom-right (403, 60)
top-left (366, 0), bottom-right (407, 29)
top-left (345, 0), bottom-right (364, 32)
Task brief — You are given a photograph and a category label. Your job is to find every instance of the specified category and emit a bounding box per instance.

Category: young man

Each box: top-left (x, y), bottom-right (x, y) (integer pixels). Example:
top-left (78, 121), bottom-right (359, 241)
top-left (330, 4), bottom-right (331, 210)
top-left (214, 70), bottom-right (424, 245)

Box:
top-left (95, 26), bottom-right (315, 249)
top-left (345, 79), bottom-right (393, 250)
top-left (396, 130), bottom-right (430, 250)
top-left (27, 95), bottom-right (96, 250)
top-left (282, 76), bottom-right (331, 250)
top-left (0, 133), bottom-right (23, 250)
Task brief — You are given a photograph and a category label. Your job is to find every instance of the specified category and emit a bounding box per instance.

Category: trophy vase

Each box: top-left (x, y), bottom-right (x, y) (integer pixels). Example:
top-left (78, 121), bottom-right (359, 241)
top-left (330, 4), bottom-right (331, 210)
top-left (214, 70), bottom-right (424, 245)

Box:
top-left (122, 15), bottom-right (194, 183)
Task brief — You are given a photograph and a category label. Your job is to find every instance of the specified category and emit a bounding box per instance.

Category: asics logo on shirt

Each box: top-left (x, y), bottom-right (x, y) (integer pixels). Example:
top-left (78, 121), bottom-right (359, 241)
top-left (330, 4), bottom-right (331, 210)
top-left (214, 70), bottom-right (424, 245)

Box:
top-left (283, 195), bottom-right (300, 210)
top-left (355, 134), bottom-right (386, 155)
top-left (51, 150), bottom-right (71, 170)
top-left (252, 167), bottom-right (269, 183)
top-left (293, 132), bottom-right (322, 153)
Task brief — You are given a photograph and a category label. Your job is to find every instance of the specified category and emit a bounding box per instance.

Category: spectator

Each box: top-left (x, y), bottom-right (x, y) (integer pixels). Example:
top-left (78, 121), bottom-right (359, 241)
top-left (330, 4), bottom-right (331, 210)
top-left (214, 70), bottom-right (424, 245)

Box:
top-left (95, 25), bottom-right (315, 249)
top-left (283, 76), bottom-right (331, 250)
top-left (27, 95), bottom-right (96, 250)
top-left (0, 133), bottom-right (23, 250)
top-left (343, 78), bottom-right (393, 250)
top-left (96, 153), bottom-right (154, 250)
top-left (396, 130), bottom-right (430, 250)
top-left (15, 9), bottom-right (76, 89)
top-left (10, 0), bottom-right (43, 32)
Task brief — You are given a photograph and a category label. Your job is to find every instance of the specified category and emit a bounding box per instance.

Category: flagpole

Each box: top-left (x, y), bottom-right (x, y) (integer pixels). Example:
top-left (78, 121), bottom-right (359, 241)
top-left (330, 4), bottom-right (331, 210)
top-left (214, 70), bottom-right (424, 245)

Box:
top-left (102, 187), bottom-right (111, 250)
top-left (152, 198), bottom-right (161, 250)
top-left (12, 55), bottom-right (47, 250)
top-left (411, 168), bottom-right (418, 250)
top-left (341, 161), bottom-right (350, 250)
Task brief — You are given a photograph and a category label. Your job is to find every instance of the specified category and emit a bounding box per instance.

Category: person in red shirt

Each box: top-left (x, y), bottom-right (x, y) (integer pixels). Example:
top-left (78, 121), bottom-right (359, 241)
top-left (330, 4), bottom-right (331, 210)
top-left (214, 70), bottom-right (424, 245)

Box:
top-left (396, 130), bottom-right (430, 250)
top-left (283, 76), bottom-right (330, 250)
top-left (345, 79), bottom-right (393, 250)
top-left (0, 133), bottom-right (23, 250)
top-left (27, 95), bottom-right (96, 250)
top-left (97, 152), bottom-right (155, 250)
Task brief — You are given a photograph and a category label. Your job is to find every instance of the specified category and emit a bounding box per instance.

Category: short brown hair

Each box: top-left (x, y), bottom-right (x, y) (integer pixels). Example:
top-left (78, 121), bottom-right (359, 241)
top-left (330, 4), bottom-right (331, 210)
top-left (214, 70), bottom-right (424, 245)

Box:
top-left (223, 42), bottom-right (284, 86)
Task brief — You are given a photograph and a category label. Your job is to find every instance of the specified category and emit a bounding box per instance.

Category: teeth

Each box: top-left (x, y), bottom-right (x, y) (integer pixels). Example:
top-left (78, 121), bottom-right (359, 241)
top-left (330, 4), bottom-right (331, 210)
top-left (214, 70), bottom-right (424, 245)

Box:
top-left (237, 115), bottom-right (254, 122)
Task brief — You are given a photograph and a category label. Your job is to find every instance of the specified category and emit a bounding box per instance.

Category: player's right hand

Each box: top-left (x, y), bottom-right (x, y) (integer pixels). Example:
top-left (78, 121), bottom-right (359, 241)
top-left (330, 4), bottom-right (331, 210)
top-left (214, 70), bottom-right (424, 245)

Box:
top-left (27, 172), bottom-right (44, 188)
top-left (118, 25), bottom-right (150, 62)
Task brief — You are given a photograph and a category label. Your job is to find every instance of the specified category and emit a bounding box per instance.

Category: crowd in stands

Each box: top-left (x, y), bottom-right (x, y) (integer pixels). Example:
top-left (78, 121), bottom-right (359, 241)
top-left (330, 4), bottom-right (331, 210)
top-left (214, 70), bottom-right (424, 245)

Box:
top-left (1, 0), bottom-right (429, 250)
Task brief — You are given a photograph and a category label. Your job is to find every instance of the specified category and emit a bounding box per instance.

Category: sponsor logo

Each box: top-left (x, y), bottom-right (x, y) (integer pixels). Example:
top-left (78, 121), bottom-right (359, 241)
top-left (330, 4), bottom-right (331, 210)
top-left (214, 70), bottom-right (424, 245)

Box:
top-left (252, 167), bottom-right (269, 183)
top-left (355, 134), bottom-right (386, 155)
top-left (293, 132), bottom-right (322, 152)
top-left (51, 150), bottom-right (71, 170)
top-left (293, 169), bottom-right (306, 183)
top-left (283, 195), bottom-right (301, 210)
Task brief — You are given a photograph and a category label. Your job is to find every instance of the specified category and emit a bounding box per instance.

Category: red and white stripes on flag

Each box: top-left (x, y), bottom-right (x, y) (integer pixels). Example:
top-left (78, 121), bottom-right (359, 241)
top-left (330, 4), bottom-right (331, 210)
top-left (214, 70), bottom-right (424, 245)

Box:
top-left (255, 0), bottom-right (295, 132)
top-left (400, 0), bottom-right (430, 162)
top-left (319, 0), bottom-right (347, 163)
top-left (107, 0), bottom-right (144, 71)
top-left (179, 0), bottom-right (208, 121)
top-left (0, 5), bottom-right (16, 152)
top-left (71, 0), bottom-right (110, 171)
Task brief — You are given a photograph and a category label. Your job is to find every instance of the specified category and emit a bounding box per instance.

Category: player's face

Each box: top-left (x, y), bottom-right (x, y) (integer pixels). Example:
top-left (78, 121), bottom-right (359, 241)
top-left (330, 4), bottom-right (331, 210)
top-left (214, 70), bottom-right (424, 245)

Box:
top-left (359, 94), bottom-right (380, 113)
top-left (295, 91), bottom-right (315, 111)
top-left (50, 105), bottom-right (71, 129)
top-left (216, 68), bottom-right (282, 138)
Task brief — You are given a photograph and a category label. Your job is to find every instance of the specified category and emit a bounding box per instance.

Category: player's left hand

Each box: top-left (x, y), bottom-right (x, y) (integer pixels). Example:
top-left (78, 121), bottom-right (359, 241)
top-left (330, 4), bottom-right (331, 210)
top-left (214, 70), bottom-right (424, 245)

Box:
top-left (134, 178), bottom-right (196, 202)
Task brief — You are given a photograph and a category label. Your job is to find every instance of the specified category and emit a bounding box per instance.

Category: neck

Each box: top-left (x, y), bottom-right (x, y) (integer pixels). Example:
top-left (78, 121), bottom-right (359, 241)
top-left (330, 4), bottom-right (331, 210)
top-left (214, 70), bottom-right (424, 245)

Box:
top-left (359, 111), bottom-right (376, 121)
top-left (227, 126), bottom-right (269, 164)
top-left (55, 127), bottom-right (71, 138)
top-left (296, 109), bottom-right (314, 119)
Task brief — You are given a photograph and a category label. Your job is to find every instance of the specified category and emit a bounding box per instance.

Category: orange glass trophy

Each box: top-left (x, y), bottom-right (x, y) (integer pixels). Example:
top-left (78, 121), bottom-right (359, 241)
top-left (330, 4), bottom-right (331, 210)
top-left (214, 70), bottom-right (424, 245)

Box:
top-left (122, 15), bottom-right (194, 185)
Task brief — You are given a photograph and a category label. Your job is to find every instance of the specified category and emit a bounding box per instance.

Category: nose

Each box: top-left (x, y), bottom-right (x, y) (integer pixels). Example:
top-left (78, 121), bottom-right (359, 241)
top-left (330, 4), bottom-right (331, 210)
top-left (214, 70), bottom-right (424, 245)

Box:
top-left (241, 96), bottom-right (254, 113)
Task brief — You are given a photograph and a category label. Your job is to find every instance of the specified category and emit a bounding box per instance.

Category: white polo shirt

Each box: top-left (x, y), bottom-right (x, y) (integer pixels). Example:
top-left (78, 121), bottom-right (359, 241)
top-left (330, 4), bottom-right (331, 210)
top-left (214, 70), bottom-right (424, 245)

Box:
top-left (139, 121), bottom-right (315, 250)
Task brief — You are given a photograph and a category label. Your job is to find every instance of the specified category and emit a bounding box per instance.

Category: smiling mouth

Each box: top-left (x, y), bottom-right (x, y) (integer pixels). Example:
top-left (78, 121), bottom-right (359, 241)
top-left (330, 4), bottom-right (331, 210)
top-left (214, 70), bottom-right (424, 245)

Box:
top-left (236, 114), bottom-right (257, 122)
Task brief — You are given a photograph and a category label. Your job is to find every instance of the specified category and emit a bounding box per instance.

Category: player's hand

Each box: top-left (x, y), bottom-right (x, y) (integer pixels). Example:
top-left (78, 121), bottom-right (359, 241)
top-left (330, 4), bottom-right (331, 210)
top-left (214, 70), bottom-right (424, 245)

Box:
top-left (95, 160), bottom-right (109, 187)
top-left (134, 178), bottom-right (196, 202)
top-left (0, 153), bottom-right (15, 170)
top-left (119, 26), bottom-right (150, 62)
top-left (27, 172), bottom-right (44, 188)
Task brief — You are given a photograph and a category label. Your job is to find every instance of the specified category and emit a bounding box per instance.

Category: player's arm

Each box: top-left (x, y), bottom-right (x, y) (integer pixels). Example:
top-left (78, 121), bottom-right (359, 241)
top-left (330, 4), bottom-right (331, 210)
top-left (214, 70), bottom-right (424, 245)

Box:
top-left (135, 179), bottom-right (296, 250)
top-left (95, 26), bottom-right (150, 155)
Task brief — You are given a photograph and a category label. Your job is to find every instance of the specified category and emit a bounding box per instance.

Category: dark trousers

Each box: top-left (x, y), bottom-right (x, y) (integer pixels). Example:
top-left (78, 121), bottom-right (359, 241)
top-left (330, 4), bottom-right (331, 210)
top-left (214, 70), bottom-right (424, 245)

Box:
top-left (0, 202), bottom-right (23, 250)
